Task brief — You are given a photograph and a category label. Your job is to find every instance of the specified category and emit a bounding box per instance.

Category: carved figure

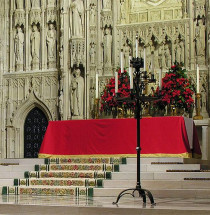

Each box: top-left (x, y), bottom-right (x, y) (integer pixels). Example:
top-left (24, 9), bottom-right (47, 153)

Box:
top-left (175, 42), bottom-right (181, 63)
top-left (16, 0), bottom-right (24, 9)
top-left (103, 28), bottom-right (112, 67)
top-left (14, 26), bottom-right (24, 67)
top-left (120, 0), bottom-right (126, 23)
top-left (164, 44), bottom-right (171, 68)
top-left (70, 0), bottom-right (84, 37)
top-left (31, 0), bottom-right (40, 8)
top-left (70, 68), bottom-right (84, 117)
top-left (58, 90), bottom-right (64, 120)
top-left (124, 43), bottom-right (131, 68)
top-left (46, 23), bottom-right (56, 63)
top-left (90, 4), bottom-right (96, 26)
top-left (180, 40), bottom-right (185, 63)
top-left (30, 25), bottom-right (40, 66)
top-left (195, 19), bottom-right (205, 57)
top-left (89, 42), bottom-right (96, 64)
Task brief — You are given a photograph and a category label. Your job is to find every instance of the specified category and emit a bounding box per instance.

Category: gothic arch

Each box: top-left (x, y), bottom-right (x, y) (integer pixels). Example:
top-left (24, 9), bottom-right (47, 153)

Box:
top-left (10, 91), bottom-right (53, 158)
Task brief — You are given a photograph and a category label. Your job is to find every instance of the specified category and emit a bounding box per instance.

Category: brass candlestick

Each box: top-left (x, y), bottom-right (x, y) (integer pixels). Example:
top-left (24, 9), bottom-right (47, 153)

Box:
top-left (91, 98), bottom-right (100, 119)
top-left (193, 93), bottom-right (203, 120)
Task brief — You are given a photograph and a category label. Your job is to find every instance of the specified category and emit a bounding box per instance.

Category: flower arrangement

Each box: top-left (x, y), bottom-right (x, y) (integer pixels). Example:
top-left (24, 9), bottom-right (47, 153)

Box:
top-left (155, 63), bottom-right (194, 113)
top-left (100, 69), bottom-right (132, 113)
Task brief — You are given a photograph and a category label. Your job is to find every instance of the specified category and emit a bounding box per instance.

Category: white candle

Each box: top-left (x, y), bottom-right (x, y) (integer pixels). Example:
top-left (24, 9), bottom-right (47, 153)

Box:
top-left (121, 49), bottom-right (124, 73)
top-left (115, 71), bottom-right (118, 93)
top-left (96, 73), bottom-right (99, 98)
top-left (197, 65), bottom-right (200, 93)
top-left (136, 36), bottom-right (138, 58)
top-left (144, 47), bottom-right (146, 71)
top-left (159, 68), bottom-right (162, 91)
top-left (129, 55), bottom-right (133, 89)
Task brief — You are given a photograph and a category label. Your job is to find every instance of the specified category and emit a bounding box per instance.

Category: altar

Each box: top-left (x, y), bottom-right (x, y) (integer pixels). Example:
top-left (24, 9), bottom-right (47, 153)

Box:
top-left (38, 117), bottom-right (201, 158)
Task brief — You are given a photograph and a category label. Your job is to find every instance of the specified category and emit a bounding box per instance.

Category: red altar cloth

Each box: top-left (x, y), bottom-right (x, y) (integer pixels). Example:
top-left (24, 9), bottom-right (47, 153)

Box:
top-left (38, 117), bottom-right (201, 158)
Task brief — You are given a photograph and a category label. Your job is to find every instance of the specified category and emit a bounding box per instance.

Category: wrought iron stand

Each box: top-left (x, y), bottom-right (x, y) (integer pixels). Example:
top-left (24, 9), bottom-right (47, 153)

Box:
top-left (113, 57), bottom-right (157, 206)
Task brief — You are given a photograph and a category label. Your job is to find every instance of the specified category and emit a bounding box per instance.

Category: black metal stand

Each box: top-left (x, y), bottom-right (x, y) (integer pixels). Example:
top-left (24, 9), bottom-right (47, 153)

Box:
top-left (113, 57), bottom-right (157, 206)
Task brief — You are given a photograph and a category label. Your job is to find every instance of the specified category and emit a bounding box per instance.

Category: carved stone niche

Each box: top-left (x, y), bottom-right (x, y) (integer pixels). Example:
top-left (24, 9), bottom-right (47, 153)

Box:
top-left (101, 11), bottom-right (112, 29)
top-left (47, 8), bottom-right (57, 23)
top-left (70, 66), bottom-right (85, 120)
top-left (70, 38), bottom-right (85, 68)
top-left (14, 10), bottom-right (25, 27)
top-left (30, 10), bottom-right (41, 25)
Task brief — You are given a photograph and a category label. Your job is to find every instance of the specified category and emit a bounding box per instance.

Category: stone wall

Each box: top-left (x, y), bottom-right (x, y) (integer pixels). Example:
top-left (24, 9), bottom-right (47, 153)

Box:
top-left (0, 0), bottom-right (209, 158)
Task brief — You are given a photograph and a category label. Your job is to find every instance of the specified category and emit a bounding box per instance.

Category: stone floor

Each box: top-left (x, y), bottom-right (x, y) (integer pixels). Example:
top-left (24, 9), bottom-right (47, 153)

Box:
top-left (0, 195), bottom-right (210, 215)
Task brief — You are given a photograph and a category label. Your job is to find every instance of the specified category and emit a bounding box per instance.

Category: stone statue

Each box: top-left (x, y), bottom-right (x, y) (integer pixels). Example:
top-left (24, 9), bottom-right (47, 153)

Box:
top-left (90, 3), bottom-right (96, 26)
top-left (195, 19), bottom-right (205, 57)
top-left (154, 48), bottom-right (159, 69)
top-left (70, 0), bottom-right (84, 38)
top-left (31, 0), bottom-right (40, 8)
top-left (103, 0), bottom-right (111, 9)
top-left (46, 23), bottom-right (57, 65)
top-left (14, 26), bottom-right (24, 70)
top-left (164, 44), bottom-right (171, 68)
top-left (120, 0), bottom-right (126, 23)
top-left (70, 68), bottom-right (84, 117)
top-left (58, 90), bottom-right (64, 120)
top-left (180, 40), bottom-right (185, 63)
top-left (103, 28), bottom-right (112, 67)
top-left (208, 34), bottom-right (210, 61)
top-left (175, 42), bottom-right (181, 63)
top-left (16, 0), bottom-right (24, 9)
top-left (30, 24), bottom-right (40, 69)
top-left (89, 42), bottom-right (96, 64)
top-left (124, 43), bottom-right (131, 68)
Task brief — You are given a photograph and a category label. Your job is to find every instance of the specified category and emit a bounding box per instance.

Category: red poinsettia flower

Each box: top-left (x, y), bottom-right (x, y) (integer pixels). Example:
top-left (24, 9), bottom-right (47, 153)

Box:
top-left (154, 62), bottom-right (195, 112)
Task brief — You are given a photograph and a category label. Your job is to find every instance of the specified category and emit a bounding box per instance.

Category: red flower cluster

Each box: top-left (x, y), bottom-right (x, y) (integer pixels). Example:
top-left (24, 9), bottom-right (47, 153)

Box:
top-left (155, 63), bottom-right (194, 111)
top-left (100, 69), bottom-right (132, 112)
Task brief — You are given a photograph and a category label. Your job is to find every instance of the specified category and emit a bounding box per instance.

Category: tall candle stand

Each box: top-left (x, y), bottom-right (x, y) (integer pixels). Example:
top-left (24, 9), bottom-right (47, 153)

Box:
top-left (193, 93), bottom-right (203, 120)
top-left (113, 57), bottom-right (157, 206)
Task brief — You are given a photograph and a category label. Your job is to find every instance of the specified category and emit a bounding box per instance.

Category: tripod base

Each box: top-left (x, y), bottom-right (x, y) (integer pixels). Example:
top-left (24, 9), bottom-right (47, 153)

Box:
top-left (112, 186), bottom-right (156, 206)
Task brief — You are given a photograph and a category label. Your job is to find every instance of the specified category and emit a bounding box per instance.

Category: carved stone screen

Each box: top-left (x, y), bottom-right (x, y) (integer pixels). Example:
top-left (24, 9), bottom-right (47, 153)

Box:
top-left (24, 108), bottom-right (48, 158)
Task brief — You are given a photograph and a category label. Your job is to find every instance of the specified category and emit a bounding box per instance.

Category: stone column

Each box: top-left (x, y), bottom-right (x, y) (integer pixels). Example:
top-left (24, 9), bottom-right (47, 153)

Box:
top-left (25, 1), bottom-right (29, 71)
top-left (188, 0), bottom-right (195, 70)
top-left (201, 125), bottom-right (209, 160)
top-left (62, 1), bottom-right (69, 120)
top-left (9, 0), bottom-right (14, 73)
top-left (41, 0), bottom-right (46, 70)
top-left (97, 1), bottom-right (102, 76)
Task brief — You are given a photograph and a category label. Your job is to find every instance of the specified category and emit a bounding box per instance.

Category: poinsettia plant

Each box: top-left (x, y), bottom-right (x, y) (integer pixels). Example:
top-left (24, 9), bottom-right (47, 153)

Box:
top-left (100, 69), bottom-right (133, 113)
top-left (154, 62), bottom-right (194, 112)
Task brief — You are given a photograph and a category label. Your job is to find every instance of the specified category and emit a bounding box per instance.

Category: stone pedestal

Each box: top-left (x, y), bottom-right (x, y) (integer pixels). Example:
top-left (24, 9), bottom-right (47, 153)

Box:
top-left (194, 119), bottom-right (210, 160)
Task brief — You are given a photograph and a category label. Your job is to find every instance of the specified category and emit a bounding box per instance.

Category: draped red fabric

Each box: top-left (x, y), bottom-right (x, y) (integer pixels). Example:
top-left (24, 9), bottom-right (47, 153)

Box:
top-left (39, 117), bottom-right (201, 157)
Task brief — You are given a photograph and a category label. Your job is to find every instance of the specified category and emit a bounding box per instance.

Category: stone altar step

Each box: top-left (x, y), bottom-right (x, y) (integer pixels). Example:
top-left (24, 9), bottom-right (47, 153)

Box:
top-left (127, 158), bottom-right (210, 165)
top-left (0, 159), bottom-right (44, 165)
top-left (112, 171), bottom-right (210, 180)
top-left (119, 164), bottom-right (203, 172)
top-left (2, 186), bottom-right (94, 197)
top-left (94, 187), bottom-right (210, 198)
top-left (103, 179), bottom-right (210, 189)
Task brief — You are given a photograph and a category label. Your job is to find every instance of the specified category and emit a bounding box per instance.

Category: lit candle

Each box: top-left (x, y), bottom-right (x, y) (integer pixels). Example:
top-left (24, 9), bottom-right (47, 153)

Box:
top-left (143, 47), bottom-right (146, 71)
top-left (121, 49), bottom-right (124, 73)
top-left (159, 68), bottom-right (162, 91)
top-left (115, 71), bottom-right (118, 93)
top-left (129, 55), bottom-right (133, 89)
top-left (136, 36), bottom-right (138, 58)
top-left (197, 65), bottom-right (200, 93)
top-left (96, 73), bottom-right (99, 98)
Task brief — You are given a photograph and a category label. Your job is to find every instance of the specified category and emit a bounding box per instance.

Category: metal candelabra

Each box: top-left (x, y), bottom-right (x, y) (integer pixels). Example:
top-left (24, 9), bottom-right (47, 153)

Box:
top-left (113, 57), bottom-right (157, 206)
